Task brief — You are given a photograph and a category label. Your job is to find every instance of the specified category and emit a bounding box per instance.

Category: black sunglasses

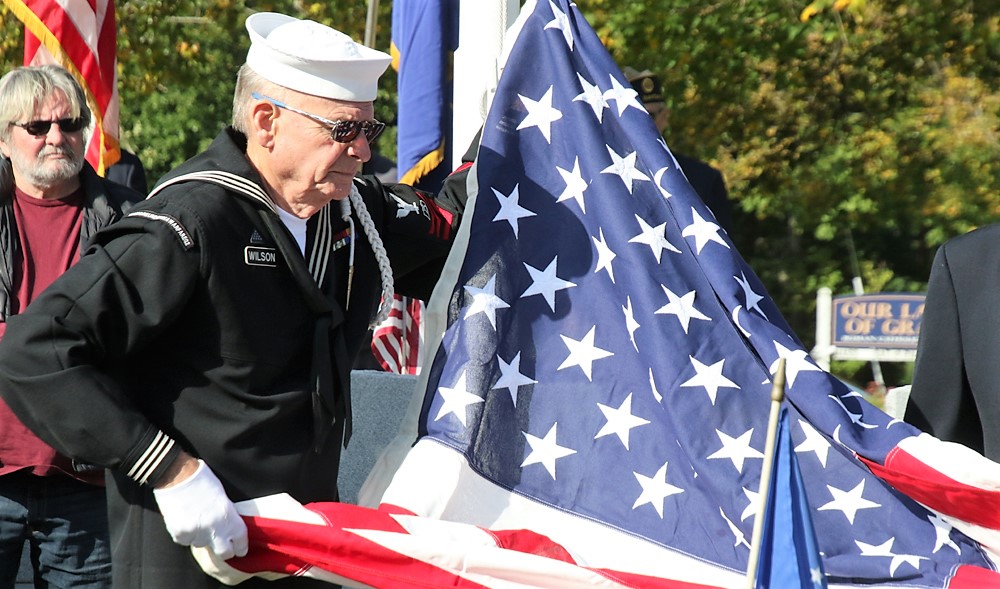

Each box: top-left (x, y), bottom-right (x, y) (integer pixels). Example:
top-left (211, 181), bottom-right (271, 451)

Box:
top-left (251, 93), bottom-right (385, 144)
top-left (11, 118), bottom-right (86, 137)
top-left (326, 119), bottom-right (385, 144)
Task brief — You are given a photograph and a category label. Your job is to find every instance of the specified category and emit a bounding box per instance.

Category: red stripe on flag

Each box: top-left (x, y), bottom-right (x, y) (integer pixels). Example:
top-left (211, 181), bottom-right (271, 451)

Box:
top-left (860, 449), bottom-right (1000, 529)
top-left (592, 569), bottom-right (725, 589)
top-left (949, 564), bottom-right (1000, 588)
top-left (98, 1), bottom-right (116, 89)
top-left (220, 498), bottom-right (728, 589)
top-left (24, 1), bottom-right (111, 111)
top-left (233, 506), bottom-right (495, 589)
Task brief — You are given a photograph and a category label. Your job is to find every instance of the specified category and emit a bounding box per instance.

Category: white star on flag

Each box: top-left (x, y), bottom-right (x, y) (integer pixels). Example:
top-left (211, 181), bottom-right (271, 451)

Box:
top-left (682, 208), bottom-right (729, 254)
top-left (680, 356), bottom-right (740, 405)
top-left (592, 228), bottom-right (617, 283)
top-left (632, 461), bottom-right (684, 518)
top-left (735, 271), bottom-right (768, 319)
top-left (521, 422), bottom-right (576, 479)
top-left (795, 419), bottom-right (833, 468)
top-left (707, 428), bottom-right (764, 473)
top-left (741, 486), bottom-right (760, 522)
top-left (600, 145), bottom-right (649, 195)
top-left (731, 305), bottom-right (752, 338)
top-left (818, 479), bottom-right (882, 524)
top-left (517, 86), bottom-right (562, 143)
top-left (770, 341), bottom-right (822, 387)
top-left (595, 393), bottom-right (650, 450)
top-left (648, 368), bottom-right (663, 403)
top-left (555, 157), bottom-right (589, 213)
top-left (928, 514), bottom-right (961, 555)
top-left (435, 371), bottom-right (483, 426)
top-left (720, 507), bottom-right (751, 549)
top-left (603, 73), bottom-right (643, 116)
top-left (652, 167), bottom-right (674, 200)
top-left (622, 297), bottom-right (640, 351)
top-left (655, 286), bottom-right (710, 334)
top-left (493, 352), bottom-right (537, 407)
top-left (855, 538), bottom-right (926, 577)
top-left (830, 391), bottom-right (879, 430)
top-left (492, 183), bottom-right (536, 238)
top-left (543, 0), bottom-right (573, 49)
top-left (573, 73), bottom-right (607, 122)
top-left (557, 325), bottom-right (613, 381)
top-left (464, 275), bottom-right (510, 330)
top-left (629, 214), bottom-right (680, 263)
top-left (521, 257), bottom-right (576, 312)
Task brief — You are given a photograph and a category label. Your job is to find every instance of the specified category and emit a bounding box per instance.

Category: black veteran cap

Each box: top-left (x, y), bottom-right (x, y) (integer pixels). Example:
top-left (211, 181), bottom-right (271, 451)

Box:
top-left (623, 66), bottom-right (664, 105)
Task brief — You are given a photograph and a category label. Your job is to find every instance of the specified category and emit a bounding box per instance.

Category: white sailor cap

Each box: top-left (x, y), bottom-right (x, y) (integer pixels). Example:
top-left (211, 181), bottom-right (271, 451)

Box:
top-left (245, 12), bottom-right (391, 101)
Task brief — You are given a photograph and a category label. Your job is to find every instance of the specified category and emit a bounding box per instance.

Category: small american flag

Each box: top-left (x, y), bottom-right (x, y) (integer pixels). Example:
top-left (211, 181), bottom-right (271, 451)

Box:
top-left (372, 295), bottom-right (425, 375)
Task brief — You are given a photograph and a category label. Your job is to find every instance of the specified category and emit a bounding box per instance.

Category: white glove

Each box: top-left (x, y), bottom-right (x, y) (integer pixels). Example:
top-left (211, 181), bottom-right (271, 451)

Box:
top-left (153, 459), bottom-right (249, 560)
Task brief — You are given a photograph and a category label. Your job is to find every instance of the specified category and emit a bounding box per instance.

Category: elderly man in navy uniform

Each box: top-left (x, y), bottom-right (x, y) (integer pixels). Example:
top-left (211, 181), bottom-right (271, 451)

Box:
top-left (0, 13), bottom-right (466, 589)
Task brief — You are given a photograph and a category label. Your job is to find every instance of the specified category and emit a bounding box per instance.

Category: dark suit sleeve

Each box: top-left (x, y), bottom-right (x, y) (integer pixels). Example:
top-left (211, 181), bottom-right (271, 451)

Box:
top-left (674, 153), bottom-right (733, 235)
top-left (106, 150), bottom-right (149, 195)
top-left (702, 168), bottom-right (732, 235)
top-left (905, 244), bottom-right (984, 453)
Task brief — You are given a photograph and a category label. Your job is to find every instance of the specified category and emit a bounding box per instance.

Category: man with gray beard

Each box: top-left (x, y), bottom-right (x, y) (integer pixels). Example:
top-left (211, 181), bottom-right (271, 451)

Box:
top-left (0, 64), bottom-right (143, 588)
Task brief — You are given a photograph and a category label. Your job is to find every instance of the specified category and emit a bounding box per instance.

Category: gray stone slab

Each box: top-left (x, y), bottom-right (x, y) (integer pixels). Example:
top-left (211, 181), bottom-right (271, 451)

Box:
top-left (339, 370), bottom-right (417, 504)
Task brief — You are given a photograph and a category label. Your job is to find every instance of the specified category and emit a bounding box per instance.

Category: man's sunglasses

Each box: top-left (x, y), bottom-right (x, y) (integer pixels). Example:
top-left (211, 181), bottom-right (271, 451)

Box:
top-left (251, 93), bottom-right (385, 144)
top-left (10, 118), bottom-right (86, 137)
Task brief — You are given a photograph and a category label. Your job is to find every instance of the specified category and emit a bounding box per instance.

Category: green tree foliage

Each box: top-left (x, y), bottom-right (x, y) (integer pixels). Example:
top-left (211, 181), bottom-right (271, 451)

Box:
top-left (583, 0), bottom-right (999, 383)
top-left (1, 1), bottom-right (997, 384)
top-left (114, 0), bottom-right (396, 181)
top-left (114, 0), bottom-right (249, 178)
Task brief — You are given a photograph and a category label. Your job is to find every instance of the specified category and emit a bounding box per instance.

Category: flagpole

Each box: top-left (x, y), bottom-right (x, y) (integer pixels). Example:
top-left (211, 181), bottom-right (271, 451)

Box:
top-left (745, 357), bottom-right (787, 589)
top-left (364, 0), bottom-right (379, 48)
top-left (401, 296), bottom-right (410, 372)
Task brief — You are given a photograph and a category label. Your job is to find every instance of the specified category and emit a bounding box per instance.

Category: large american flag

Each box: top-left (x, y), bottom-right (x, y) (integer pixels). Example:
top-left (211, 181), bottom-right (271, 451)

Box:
top-left (4, 0), bottom-right (121, 174)
top-left (199, 1), bottom-right (1000, 587)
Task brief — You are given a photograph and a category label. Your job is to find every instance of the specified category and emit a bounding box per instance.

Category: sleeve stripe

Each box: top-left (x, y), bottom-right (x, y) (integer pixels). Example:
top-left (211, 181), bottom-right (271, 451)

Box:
top-left (127, 430), bottom-right (176, 485)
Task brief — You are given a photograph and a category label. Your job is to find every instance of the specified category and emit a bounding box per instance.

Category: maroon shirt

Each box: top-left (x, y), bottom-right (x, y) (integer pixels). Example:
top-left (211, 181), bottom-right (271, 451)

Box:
top-left (0, 186), bottom-right (86, 478)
